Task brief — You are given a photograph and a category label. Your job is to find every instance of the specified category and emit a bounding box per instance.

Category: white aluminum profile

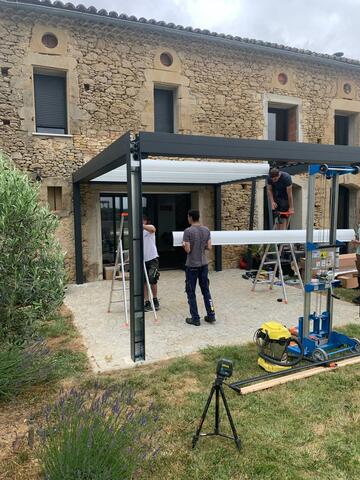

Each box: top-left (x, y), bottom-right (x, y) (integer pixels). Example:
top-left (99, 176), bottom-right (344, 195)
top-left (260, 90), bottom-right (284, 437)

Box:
top-left (172, 229), bottom-right (355, 246)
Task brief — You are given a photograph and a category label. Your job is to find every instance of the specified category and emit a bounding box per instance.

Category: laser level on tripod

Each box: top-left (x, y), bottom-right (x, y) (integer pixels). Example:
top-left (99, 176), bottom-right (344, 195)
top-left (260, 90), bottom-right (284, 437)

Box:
top-left (192, 359), bottom-right (241, 451)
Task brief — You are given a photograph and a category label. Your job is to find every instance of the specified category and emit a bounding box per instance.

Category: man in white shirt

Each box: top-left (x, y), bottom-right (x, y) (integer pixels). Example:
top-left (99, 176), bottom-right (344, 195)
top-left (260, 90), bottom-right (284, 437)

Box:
top-left (143, 214), bottom-right (160, 311)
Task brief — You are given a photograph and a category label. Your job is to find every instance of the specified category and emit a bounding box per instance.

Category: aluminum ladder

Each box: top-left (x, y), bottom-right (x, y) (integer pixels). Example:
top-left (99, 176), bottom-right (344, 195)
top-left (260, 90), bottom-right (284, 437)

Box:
top-left (251, 214), bottom-right (304, 304)
top-left (108, 213), bottom-right (157, 323)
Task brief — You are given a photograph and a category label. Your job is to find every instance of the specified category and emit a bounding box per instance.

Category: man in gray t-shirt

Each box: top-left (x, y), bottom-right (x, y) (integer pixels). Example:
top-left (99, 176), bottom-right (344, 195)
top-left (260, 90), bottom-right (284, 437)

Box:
top-left (182, 209), bottom-right (216, 326)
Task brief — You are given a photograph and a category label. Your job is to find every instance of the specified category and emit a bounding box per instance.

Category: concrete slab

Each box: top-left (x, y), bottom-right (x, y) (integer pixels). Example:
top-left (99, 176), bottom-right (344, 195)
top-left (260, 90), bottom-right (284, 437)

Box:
top-left (64, 269), bottom-right (360, 372)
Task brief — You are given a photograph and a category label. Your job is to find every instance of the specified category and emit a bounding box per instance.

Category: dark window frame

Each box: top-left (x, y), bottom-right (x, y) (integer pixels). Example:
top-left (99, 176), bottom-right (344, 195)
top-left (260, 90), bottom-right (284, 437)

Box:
top-left (154, 87), bottom-right (175, 133)
top-left (33, 69), bottom-right (68, 134)
top-left (334, 114), bottom-right (349, 146)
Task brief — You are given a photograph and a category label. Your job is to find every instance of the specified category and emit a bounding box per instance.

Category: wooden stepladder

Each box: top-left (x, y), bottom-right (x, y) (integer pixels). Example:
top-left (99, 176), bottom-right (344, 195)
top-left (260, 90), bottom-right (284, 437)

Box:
top-left (251, 213), bottom-right (304, 304)
top-left (107, 213), bottom-right (158, 324)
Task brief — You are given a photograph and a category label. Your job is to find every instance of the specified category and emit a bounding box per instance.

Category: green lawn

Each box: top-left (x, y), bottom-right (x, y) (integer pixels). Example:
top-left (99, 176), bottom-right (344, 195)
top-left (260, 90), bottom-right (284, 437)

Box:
top-left (2, 322), bottom-right (360, 480)
top-left (96, 324), bottom-right (360, 480)
top-left (335, 287), bottom-right (360, 304)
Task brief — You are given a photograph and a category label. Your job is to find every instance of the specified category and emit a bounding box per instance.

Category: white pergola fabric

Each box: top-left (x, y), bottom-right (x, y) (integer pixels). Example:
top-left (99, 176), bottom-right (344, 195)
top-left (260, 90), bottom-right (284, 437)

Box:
top-left (91, 159), bottom-right (269, 184)
top-left (172, 229), bottom-right (355, 246)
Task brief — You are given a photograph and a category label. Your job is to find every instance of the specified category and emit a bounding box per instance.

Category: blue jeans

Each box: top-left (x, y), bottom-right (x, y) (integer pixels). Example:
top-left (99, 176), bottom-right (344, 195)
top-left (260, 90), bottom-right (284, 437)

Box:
top-left (185, 265), bottom-right (215, 321)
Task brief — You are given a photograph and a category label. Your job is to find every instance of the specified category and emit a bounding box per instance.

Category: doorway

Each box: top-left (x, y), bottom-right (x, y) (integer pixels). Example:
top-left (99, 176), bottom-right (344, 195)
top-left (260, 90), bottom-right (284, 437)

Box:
top-left (100, 193), bottom-right (191, 269)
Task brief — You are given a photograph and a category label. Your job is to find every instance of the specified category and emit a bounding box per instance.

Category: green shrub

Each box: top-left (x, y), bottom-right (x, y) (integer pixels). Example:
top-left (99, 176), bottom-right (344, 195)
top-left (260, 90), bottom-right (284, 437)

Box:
top-left (38, 386), bottom-right (160, 480)
top-left (0, 342), bottom-right (55, 401)
top-left (0, 154), bottom-right (66, 343)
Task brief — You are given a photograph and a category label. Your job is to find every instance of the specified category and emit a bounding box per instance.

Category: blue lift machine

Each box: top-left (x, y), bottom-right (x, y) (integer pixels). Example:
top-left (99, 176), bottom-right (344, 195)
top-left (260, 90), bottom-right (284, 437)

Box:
top-left (288, 164), bottom-right (360, 361)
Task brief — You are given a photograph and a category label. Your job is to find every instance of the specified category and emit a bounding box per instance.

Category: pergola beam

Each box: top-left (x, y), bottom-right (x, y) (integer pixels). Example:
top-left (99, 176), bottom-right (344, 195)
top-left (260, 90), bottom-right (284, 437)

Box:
top-left (73, 131), bottom-right (131, 183)
top-left (139, 132), bottom-right (360, 165)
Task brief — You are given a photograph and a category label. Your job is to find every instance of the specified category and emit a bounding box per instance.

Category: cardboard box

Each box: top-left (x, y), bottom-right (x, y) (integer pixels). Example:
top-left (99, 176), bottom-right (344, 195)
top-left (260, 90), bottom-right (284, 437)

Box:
top-left (103, 265), bottom-right (116, 280)
top-left (103, 265), bottom-right (130, 281)
top-left (338, 273), bottom-right (358, 289)
top-left (339, 253), bottom-right (356, 268)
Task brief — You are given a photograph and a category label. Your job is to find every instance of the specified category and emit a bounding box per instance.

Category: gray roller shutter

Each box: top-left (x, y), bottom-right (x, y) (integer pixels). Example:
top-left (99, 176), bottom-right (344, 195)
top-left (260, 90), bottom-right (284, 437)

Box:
top-left (154, 88), bottom-right (174, 133)
top-left (34, 73), bottom-right (67, 134)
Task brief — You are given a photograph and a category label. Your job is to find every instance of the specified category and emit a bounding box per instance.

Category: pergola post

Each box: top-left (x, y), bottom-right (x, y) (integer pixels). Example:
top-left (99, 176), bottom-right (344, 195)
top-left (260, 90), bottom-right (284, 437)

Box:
top-left (127, 137), bottom-right (145, 361)
top-left (73, 181), bottom-right (84, 284)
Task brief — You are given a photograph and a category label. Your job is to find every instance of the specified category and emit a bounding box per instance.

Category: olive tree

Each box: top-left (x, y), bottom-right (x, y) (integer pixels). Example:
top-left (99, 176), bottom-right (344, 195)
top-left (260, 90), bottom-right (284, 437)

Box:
top-left (0, 154), bottom-right (66, 342)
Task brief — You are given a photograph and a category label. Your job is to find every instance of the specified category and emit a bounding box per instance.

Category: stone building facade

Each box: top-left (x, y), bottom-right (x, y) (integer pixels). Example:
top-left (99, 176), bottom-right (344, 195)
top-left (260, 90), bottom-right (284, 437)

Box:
top-left (1, 0), bottom-right (360, 281)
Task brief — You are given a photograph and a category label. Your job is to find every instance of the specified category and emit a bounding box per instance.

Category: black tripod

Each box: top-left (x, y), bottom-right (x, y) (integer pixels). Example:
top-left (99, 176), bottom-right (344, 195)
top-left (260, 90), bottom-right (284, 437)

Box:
top-left (192, 376), bottom-right (241, 450)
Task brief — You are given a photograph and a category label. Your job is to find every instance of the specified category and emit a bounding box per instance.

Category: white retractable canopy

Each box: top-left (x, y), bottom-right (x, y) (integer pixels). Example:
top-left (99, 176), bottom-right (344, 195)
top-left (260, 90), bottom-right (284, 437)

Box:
top-left (91, 159), bottom-right (269, 184)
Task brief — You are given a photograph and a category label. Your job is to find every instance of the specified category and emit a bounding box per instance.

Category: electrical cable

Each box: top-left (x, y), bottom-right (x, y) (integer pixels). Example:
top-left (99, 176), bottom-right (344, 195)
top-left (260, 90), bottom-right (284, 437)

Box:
top-left (257, 335), bottom-right (304, 367)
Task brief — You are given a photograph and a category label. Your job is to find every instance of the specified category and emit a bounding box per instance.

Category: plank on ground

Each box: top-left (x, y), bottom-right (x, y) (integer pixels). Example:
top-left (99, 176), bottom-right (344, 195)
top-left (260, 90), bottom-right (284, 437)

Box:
top-left (239, 356), bottom-right (360, 395)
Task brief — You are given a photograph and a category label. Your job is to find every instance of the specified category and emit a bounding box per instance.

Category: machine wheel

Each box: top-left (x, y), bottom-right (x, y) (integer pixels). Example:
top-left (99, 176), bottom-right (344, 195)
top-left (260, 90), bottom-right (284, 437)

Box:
top-left (312, 348), bottom-right (329, 362)
top-left (350, 338), bottom-right (360, 353)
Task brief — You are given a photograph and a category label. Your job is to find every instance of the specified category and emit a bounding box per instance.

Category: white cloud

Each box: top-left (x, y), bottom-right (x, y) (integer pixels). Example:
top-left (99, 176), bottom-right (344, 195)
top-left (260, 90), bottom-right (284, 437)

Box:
top-left (172, 0), bottom-right (243, 31)
top-left (79, 0), bottom-right (360, 59)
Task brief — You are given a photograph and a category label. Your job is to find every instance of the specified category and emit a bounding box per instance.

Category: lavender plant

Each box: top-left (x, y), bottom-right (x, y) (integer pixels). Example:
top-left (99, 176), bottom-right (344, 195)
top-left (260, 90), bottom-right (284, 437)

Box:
top-left (0, 154), bottom-right (66, 343)
top-left (0, 341), bottom-right (55, 400)
top-left (38, 385), bottom-right (160, 480)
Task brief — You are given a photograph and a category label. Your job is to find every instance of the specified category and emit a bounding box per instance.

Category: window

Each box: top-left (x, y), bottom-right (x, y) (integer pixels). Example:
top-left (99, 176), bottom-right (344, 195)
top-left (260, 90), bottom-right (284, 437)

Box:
top-left (154, 88), bottom-right (174, 133)
top-left (335, 115), bottom-right (349, 145)
top-left (34, 70), bottom-right (67, 134)
top-left (160, 52), bottom-right (173, 67)
top-left (268, 106), bottom-right (297, 141)
top-left (41, 33), bottom-right (58, 49)
top-left (268, 108), bottom-right (288, 141)
top-left (47, 186), bottom-right (62, 211)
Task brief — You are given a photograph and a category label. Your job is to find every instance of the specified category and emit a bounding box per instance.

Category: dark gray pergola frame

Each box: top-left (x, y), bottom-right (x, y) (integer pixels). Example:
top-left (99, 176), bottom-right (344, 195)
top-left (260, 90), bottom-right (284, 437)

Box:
top-left (73, 131), bottom-right (360, 362)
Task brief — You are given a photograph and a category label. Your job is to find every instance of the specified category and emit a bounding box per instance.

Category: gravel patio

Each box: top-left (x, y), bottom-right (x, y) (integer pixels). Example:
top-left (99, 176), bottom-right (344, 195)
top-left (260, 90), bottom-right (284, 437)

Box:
top-left (65, 269), bottom-right (360, 372)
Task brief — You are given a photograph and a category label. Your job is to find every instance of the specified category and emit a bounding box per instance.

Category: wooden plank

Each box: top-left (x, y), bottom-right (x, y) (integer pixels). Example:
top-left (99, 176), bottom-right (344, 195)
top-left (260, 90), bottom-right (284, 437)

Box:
top-left (239, 356), bottom-right (360, 395)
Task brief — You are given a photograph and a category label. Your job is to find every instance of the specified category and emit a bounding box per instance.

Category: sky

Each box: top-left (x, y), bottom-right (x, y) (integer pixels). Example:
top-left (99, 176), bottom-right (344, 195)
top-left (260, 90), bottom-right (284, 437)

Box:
top-left (78, 0), bottom-right (360, 60)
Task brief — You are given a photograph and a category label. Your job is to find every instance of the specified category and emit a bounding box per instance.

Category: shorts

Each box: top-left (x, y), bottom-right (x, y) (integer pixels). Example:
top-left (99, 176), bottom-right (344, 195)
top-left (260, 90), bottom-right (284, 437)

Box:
top-left (275, 198), bottom-right (289, 212)
top-left (145, 258), bottom-right (160, 285)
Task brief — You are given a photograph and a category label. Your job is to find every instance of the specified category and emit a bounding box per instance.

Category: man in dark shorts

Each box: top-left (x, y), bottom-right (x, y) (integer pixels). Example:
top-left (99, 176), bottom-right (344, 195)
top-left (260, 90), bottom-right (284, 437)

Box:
top-left (182, 209), bottom-right (216, 326)
top-left (143, 215), bottom-right (160, 311)
top-left (267, 167), bottom-right (294, 229)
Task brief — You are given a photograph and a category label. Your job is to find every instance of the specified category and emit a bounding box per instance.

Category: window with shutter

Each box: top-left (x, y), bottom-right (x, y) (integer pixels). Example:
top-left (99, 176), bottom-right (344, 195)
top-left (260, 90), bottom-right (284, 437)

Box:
top-left (334, 115), bottom-right (349, 145)
top-left (154, 88), bottom-right (174, 133)
top-left (47, 186), bottom-right (63, 211)
top-left (34, 71), bottom-right (67, 134)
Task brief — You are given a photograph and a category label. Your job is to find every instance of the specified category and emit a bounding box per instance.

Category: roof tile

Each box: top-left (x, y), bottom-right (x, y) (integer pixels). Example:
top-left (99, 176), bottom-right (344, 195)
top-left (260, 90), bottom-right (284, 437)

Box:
top-left (2, 0), bottom-right (360, 66)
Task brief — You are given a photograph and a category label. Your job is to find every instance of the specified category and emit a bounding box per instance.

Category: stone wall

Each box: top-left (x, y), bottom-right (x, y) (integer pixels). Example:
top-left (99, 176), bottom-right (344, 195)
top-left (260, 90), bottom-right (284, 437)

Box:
top-left (1, 4), bottom-right (360, 280)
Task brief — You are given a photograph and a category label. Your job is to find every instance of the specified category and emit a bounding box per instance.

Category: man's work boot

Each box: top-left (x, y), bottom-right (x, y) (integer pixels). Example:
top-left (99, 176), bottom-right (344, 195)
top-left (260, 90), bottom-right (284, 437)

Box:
top-left (204, 315), bottom-right (216, 324)
top-left (153, 297), bottom-right (160, 311)
top-left (185, 317), bottom-right (200, 326)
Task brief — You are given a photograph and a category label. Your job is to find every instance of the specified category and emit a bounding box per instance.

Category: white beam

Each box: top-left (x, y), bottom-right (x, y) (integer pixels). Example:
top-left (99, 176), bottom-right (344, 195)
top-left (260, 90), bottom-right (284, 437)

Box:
top-left (172, 229), bottom-right (355, 246)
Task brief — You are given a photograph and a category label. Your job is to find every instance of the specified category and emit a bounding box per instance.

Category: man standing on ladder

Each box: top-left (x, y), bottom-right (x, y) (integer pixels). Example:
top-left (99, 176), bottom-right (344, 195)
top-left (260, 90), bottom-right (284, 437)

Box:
top-left (267, 167), bottom-right (294, 229)
top-left (143, 214), bottom-right (160, 312)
